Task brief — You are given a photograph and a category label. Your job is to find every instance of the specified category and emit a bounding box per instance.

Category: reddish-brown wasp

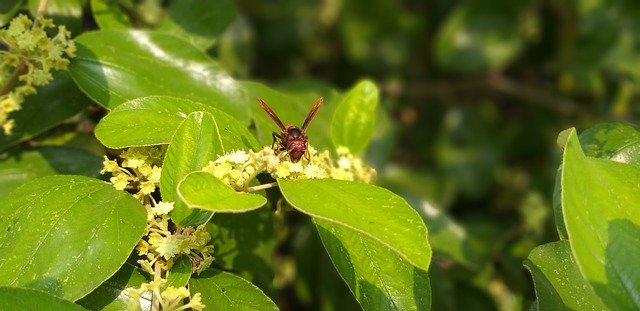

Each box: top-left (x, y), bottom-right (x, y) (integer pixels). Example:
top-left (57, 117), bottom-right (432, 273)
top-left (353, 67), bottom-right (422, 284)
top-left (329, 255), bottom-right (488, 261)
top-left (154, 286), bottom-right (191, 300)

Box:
top-left (256, 97), bottom-right (324, 162)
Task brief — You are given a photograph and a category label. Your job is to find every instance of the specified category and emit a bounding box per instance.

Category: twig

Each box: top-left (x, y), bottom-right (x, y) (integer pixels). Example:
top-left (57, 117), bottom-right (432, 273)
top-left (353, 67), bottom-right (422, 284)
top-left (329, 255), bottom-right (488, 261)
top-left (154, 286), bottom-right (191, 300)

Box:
top-left (0, 63), bottom-right (26, 96)
top-left (246, 182), bottom-right (278, 192)
top-left (394, 72), bottom-right (579, 116)
top-left (151, 262), bottom-right (161, 311)
top-left (35, 0), bottom-right (49, 21)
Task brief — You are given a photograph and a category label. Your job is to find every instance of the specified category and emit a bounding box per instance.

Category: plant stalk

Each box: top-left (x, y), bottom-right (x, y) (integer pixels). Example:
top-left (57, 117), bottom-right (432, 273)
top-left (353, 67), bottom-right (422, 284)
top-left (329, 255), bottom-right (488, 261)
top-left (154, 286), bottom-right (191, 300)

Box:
top-left (246, 182), bottom-right (278, 192)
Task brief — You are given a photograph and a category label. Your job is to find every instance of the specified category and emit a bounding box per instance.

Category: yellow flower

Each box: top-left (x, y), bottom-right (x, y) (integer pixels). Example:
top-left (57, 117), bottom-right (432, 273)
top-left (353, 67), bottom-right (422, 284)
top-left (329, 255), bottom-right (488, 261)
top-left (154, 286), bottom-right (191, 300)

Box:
top-left (336, 146), bottom-right (350, 155)
top-left (161, 286), bottom-right (191, 302)
top-left (2, 119), bottom-right (15, 135)
top-left (289, 162), bottom-right (303, 173)
top-left (110, 173), bottom-right (131, 190)
top-left (148, 166), bottom-right (162, 182)
top-left (152, 201), bottom-right (175, 215)
top-left (274, 161), bottom-right (291, 178)
top-left (155, 235), bottom-right (182, 260)
top-left (101, 156), bottom-right (120, 174)
top-left (139, 180), bottom-right (156, 195)
top-left (186, 292), bottom-right (206, 310)
top-left (227, 150), bottom-right (250, 164)
top-left (303, 164), bottom-right (322, 179)
top-left (337, 156), bottom-right (351, 169)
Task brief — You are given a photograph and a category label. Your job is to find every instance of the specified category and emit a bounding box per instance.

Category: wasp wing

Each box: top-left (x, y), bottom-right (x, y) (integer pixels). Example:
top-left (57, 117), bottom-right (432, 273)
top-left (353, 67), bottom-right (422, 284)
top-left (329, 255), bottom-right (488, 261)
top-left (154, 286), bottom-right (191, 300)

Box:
top-left (256, 97), bottom-right (286, 130)
top-left (302, 97), bottom-right (324, 131)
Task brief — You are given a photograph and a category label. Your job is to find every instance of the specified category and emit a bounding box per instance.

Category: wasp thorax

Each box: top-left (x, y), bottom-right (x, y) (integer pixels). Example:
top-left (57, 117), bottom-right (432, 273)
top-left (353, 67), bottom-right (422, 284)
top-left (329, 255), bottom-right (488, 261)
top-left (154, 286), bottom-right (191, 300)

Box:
top-left (288, 127), bottom-right (303, 139)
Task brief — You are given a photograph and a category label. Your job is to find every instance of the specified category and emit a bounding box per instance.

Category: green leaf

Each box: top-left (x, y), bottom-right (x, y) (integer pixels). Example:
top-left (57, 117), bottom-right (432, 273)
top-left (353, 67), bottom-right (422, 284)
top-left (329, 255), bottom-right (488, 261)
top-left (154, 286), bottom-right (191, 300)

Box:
top-left (279, 179), bottom-right (431, 271)
top-left (0, 0), bottom-right (22, 26)
top-left (158, 0), bottom-right (236, 50)
top-left (77, 263), bottom-right (150, 311)
top-left (0, 72), bottom-right (89, 152)
top-left (330, 80), bottom-right (378, 154)
top-left (95, 96), bottom-right (259, 149)
top-left (90, 0), bottom-right (132, 29)
top-left (579, 121), bottom-right (640, 165)
top-left (419, 200), bottom-right (480, 269)
top-left (315, 219), bottom-right (431, 311)
top-left (0, 147), bottom-right (102, 200)
top-left (561, 128), bottom-right (640, 309)
top-left (69, 29), bottom-right (249, 123)
top-left (177, 171), bottom-right (266, 213)
top-left (0, 286), bottom-right (88, 311)
top-left (206, 208), bottom-right (276, 297)
top-left (0, 175), bottom-right (147, 301)
top-left (189, 269), bottom-right (278, 311)
top-left (524, 241), bottom-right (606, 310)
top-left (162, 111), bottom-right (258, 226)
top-left (28, 0), bottom-right (83, 35)
top-left (165, 255), bottom-right (192, 290)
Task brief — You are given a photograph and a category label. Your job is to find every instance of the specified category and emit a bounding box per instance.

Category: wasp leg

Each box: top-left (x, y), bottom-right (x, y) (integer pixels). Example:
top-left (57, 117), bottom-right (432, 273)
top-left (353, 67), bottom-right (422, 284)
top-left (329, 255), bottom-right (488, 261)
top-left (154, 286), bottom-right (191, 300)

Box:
top-left (304, 148), bottom-right (311, 162)
top-left (271, 132), bottom-right (283, 151)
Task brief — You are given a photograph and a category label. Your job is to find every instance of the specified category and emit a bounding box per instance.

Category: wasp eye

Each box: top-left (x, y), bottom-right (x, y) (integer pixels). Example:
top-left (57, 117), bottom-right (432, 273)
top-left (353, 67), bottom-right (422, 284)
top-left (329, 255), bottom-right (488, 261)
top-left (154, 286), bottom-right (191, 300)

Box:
top-left (288, 128), bottom-right (302, 138)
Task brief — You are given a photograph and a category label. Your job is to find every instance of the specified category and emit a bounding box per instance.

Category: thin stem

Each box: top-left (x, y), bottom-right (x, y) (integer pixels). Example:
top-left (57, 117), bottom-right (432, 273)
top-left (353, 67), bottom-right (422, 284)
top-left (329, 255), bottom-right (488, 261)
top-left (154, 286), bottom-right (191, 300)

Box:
top-left (35, 0), bottom-right (49, 21)
top-left (0, 63), bottom-right (26, 96)
top-left (151, 261), bottom-right (161, 311)
top-left (246, 182), bottom-right (278, 192)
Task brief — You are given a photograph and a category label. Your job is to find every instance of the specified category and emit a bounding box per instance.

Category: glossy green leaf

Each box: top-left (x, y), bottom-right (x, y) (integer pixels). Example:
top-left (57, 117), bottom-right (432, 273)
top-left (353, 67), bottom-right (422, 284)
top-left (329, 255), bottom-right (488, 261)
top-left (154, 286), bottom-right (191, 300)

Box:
top-left (69, 29), bottom-right (249, 122)
top-left (77, 263), bottom-right (150, 311)
top-left (177, 171), bottom-right (266, 213)
top-left (90, 0), bottom-right (132, 29)
top-left (36, 147), bottom-right (103, 177)
top-left (279, 179), bottom-right (431, 271)
top-left (524, 241), bottom-right (605, 310)
top-left (28, 0), bottom-right (83, 34)
top-left (552, 169), bottom-right (568, 240)
top-left (189, 269), bottom-right (278, 311)
top-left (0, 0), bottom-right (22, 26)
top-left (0, 147), bottom-right (102, 200)
top-left (0, 286), bottom-right (88, 311)
top-left (0, 72), bottom-right (89, 152)
top-left (0, 175), bottom-right (147, 301)
top-left (162, 111), bottom-right (258, 226)
top-left (0, 150), bottom-right (56, 200)
top-left (418, 200), bottom-right (480, 269)
top-left (434, 1), bottom-right (523, 72)
top-left (206, 207), bottom-right (276, 296)
top-left (330, 80), bottom-right (378, 154)
top-left (158, 0), bottom-right (236, 50)
top-left (95, 96), bottom-right (258, 149)
top-left (561, 128), bottom-right (640, 309)
top-left (579, 121), bottom-right (640, 165)
top-left (315, 219), bottom-right (431, 311)
top-left (165, 255), bottom-right (192, 290)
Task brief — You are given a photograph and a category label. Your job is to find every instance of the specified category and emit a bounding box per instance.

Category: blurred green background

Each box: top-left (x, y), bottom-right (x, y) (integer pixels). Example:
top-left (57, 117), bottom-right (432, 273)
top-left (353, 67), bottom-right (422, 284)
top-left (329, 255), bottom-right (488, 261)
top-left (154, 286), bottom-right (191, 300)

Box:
top-left (226, 0), bottom-right (639, 309)
top-left (4, 0), bottom-right (640, 309)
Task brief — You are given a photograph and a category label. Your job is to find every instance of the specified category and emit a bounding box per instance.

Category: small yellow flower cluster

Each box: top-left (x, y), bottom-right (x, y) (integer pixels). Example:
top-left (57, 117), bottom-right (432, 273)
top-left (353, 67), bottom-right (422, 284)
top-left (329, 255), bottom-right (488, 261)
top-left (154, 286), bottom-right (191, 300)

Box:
top-left (129, 201), bottom-right (211, 310)
top-left (126, 277), bottom-right (205, 311)
top-left (101, 146), bottom-right (164, 200)
top-left (330, 146), bottom-right (377, 182)
top-left (136, 201), bottom-right (214, 276)
top-left (0, 14), bottom-right (76, 134)
top-left (101, 147), bottom-right (213, 310)
top-left (202, 145), bottom-right (376, 189)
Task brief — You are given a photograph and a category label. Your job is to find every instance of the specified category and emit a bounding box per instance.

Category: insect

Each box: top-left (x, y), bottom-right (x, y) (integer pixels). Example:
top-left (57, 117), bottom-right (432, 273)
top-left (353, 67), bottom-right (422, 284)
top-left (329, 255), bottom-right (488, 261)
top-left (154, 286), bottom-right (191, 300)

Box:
top-left (256, 97), bottom-right (324, 163)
